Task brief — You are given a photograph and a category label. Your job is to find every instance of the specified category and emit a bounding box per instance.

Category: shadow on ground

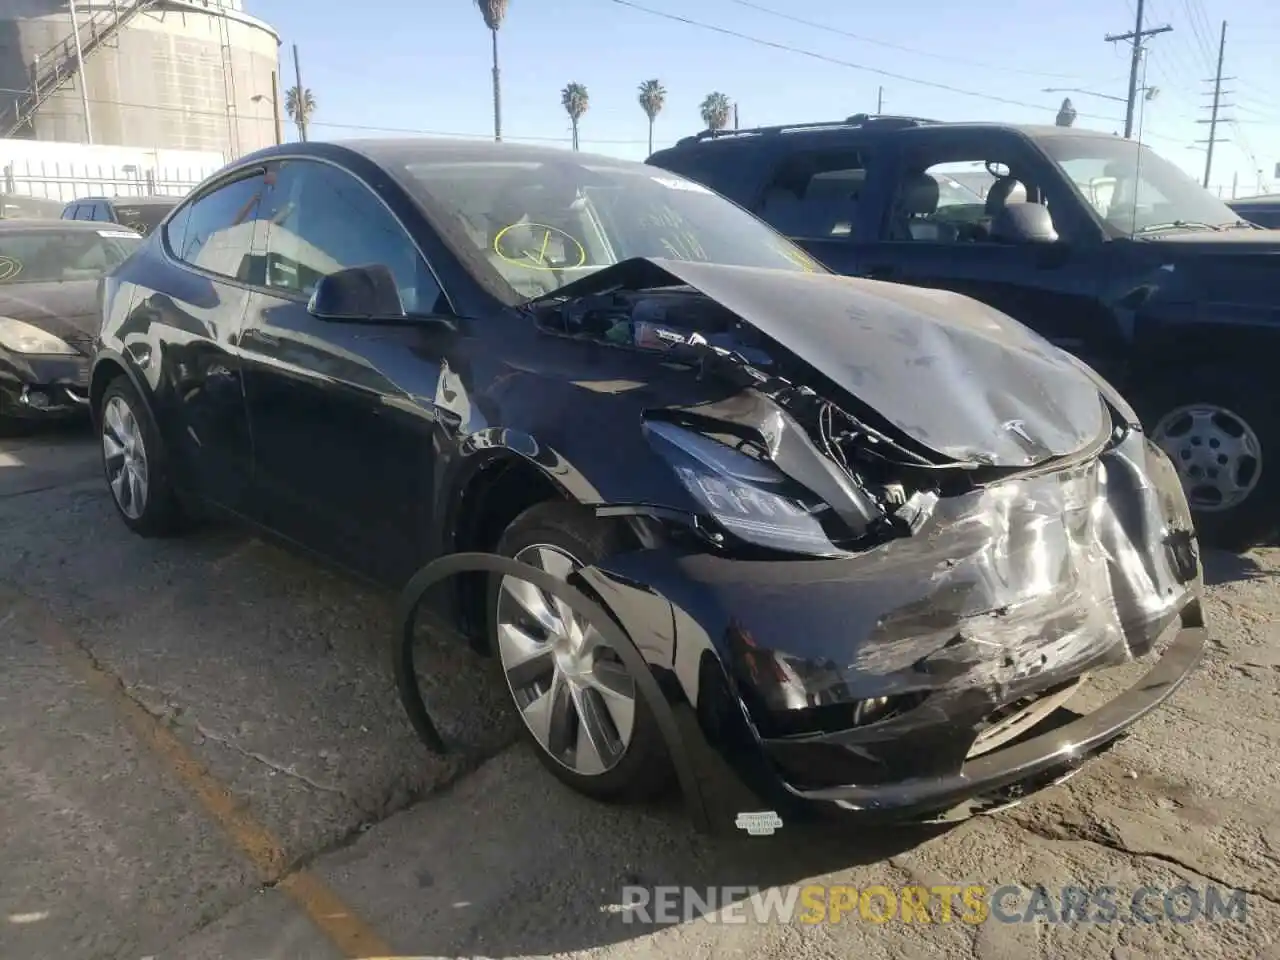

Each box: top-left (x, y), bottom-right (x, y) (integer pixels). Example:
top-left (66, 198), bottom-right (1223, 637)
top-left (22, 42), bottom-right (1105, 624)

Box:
top-left (1202, 547), bottom-right (1273, 586)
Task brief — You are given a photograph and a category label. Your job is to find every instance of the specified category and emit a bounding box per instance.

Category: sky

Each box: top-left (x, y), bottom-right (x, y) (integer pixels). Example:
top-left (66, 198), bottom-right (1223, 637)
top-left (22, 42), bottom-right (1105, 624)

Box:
top-left (246, 0), bottom-right (1280, 198)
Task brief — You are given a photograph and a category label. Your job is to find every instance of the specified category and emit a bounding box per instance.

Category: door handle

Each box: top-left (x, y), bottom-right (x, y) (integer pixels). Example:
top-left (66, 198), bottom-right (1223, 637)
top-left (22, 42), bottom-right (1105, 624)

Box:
top-left (864, 264), bottom-right (896, 280)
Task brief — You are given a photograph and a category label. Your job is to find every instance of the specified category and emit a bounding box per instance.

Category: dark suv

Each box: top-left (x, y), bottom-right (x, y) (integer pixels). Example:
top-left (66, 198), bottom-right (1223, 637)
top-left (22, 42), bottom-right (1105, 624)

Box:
top-left (61, 195), bottom-right (179, 236)
top-left (648, 115), bottom-right (1280, 549)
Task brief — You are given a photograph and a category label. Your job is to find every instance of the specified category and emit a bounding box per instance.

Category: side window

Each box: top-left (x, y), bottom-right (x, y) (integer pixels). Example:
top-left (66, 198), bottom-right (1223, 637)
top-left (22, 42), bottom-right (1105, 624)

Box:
top-left (60, 204), bottom-right (77, 219)
top-left (757, 149), bottom-right (867, 239)
top-left (174, 174), bottom-right (267, 281)
top-left (93, 202), bottom-right (112, 222)
top-left (882, 141), bottom-right (1061, 244)
top-left (259, 159), bottom-right (447, 315)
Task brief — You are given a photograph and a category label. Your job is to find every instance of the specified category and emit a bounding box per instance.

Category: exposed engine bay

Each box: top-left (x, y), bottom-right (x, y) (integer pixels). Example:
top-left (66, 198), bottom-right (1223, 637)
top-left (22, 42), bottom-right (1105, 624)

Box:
top-left (529, 285), bottom-right (989, 552)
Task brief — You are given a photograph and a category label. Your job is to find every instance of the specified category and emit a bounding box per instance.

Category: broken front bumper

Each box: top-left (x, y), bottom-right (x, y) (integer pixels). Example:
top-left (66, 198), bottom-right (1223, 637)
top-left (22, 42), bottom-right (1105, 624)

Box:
top-left (396, 429), bottom-right (1207, 836)
top-left (0, 350), bottom-right (91, 419)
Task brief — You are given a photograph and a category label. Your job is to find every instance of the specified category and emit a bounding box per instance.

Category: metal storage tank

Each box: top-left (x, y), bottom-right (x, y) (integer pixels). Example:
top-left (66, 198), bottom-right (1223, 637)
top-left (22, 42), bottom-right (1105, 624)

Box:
top-left (1, 0), bottom-right (282, 158)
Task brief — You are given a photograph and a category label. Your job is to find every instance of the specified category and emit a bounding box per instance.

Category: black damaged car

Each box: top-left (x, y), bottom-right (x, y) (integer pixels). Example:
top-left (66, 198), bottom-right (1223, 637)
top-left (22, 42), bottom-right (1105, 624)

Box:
top-left (1, 219), bottom-right (142, 428)
top-left (92, 140), bottom-right (1206, 833)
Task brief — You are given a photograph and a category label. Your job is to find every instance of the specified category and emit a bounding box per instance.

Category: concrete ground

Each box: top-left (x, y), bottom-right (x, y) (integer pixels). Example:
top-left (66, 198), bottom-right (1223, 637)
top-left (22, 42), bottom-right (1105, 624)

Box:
top-left (2, 422), bottom-right (1278, 960)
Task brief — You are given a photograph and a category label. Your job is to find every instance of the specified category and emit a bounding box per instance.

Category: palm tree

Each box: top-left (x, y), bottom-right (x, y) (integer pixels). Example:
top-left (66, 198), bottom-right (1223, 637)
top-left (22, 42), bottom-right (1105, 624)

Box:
top-left (699, 92), bottom-right (732, 133)
top-left (284, 85), bottom-right (315, 142)
top-left (474, 0), bottom-right (509, 141)
top-left (637, 79), bottom-right (666, 156)
top-left (561, 82), bottom-right (589, 151)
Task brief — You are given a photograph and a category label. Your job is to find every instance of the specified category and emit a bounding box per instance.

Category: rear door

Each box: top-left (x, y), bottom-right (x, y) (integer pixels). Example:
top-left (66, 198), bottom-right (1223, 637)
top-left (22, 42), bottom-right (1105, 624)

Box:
top-left (237, 157), bottom-right (453, 585)
top-left (128, 171), bottom-right (267, 514)
top-left (748, 142), bottom-right (885, 276)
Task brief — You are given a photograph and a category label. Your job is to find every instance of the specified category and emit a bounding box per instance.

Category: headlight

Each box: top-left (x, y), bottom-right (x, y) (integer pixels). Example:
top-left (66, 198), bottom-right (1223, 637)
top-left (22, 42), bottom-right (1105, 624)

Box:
top-left (643, 419), bottom-right (851, 556)
top-left (0, 317), bottom-right (77, 355)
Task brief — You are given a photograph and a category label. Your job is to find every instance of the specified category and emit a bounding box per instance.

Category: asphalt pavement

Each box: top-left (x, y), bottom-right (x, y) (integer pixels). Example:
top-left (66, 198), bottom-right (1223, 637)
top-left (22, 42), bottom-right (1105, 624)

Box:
top-left (2, 421), bottom-right (1278, 960)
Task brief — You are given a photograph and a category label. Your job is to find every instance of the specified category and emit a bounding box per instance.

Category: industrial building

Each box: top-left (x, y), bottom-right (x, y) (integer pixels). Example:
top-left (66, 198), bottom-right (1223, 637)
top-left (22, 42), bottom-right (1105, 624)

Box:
top-left (1, 0), bottom-right (282, 158)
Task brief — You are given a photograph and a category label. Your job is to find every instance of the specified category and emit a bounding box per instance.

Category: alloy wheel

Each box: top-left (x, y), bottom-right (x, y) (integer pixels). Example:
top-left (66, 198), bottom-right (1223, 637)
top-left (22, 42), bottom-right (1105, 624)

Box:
top-left (495, 544), bottom-right (637, 775)
top-left (102, 395), bottom-right (150, 520)
top-left (1151, 403), bottom-right (1262, 513)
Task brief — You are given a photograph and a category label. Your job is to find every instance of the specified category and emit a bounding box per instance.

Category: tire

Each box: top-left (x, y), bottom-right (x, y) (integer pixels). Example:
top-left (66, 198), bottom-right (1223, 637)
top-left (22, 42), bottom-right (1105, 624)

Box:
top-left (487, 500), bottom-right (673, 802)
top-left (98, 375), bottom-right (188, 538)
top-left (1138, 372), bottom-right (1280, 551)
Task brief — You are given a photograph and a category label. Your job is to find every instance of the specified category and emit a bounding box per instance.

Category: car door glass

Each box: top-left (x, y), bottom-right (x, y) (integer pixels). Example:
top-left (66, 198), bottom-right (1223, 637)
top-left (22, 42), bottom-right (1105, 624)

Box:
top-left (758, 149), bottom-right (867, 239)
top-left (260, 159), bottom-right (446, 315)
top-left (175, 174), bottom-right (268, 281)
top-left (94, 203), bottom-right (112, 222)
top-left (883, 153), bottom-right (1053, 244)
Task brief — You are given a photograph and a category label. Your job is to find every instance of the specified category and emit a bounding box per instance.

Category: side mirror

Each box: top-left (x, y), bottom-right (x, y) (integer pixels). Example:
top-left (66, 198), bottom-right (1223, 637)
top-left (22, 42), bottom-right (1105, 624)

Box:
top-left (307, 264), bottom-right (406, 322)
top-left (990, 202), bottom-right (1059, 244)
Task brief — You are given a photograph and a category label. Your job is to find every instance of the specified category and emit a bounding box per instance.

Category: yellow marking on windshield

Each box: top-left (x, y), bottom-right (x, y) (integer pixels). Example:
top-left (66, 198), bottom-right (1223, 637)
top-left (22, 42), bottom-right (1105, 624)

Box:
top-left (777, 246), bottom-right (819, 272)
top-left (493, 222), bottom-right (586, 270)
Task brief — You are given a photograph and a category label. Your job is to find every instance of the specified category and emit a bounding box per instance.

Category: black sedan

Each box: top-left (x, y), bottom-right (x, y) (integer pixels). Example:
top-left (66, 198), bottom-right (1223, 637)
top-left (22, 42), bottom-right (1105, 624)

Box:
top-left (91, 139), bottom-right (1206, 833)
top-left (0, 219), bottom-right (142, 427)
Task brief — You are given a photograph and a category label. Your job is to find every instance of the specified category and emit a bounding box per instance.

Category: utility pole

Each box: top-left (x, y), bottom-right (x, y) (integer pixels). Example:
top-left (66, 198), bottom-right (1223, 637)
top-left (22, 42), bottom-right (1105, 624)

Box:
top-left (877, 86), bottom-right (884, 113)
top-left (733, 102), bottom-right (739, 130)
top-left (1196, 21), bottom-right (1232, 189)
top-left (292, 44), bottom-right (307, 142)
top-left (1105, 0), bottom-right (1171, 139)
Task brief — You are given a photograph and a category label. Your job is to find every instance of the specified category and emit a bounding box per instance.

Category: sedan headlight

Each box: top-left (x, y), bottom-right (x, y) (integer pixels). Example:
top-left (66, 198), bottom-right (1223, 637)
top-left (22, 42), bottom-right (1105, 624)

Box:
top-left (0, 316), bottom-right (77, 355)
top-left (643, 419), bottom-right (850, 556)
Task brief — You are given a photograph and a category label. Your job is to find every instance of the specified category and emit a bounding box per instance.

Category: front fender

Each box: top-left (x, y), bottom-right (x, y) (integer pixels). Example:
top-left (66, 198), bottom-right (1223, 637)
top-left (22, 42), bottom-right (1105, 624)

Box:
top-left (89, 347), bottom-right (156, 425)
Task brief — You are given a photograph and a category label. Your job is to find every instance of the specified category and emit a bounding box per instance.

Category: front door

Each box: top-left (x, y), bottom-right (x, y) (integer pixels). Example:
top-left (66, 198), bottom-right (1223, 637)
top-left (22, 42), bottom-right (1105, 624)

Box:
top-left (860, 130), bottom-right (1127, 386)
top-left (237, 157), bottom-right (455, 586)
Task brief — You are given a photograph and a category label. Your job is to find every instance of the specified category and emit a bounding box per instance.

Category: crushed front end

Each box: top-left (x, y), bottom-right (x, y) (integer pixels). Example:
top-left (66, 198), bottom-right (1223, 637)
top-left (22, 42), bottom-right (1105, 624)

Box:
top-left (581, 423), bottom-right (1204, 832)
top-left (525, 262), bottom-right (1206, 833)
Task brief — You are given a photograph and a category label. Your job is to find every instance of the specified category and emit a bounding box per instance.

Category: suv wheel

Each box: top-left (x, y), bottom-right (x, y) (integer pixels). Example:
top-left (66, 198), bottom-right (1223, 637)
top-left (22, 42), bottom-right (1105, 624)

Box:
top-left (98, 376), bottom-right (188, 537)
top-left (1142, 374), bottom-right (1279, 551)
top-left (488, 501), bottom-right (673, 802)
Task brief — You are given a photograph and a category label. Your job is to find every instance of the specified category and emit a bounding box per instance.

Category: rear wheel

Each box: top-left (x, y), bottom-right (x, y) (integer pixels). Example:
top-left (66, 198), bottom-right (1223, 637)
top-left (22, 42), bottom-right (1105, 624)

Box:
top-left (488, 501), bottom-right (672, 802)
top-left (1141, 374), bottom-right (1279, 551)
top-left (99, 376), bottom-right (188, 537)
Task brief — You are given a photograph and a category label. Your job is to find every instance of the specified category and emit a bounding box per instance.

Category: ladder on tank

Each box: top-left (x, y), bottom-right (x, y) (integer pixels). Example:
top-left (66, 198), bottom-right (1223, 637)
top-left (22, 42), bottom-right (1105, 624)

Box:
top-left (1, 0), bottom-right (160, 139)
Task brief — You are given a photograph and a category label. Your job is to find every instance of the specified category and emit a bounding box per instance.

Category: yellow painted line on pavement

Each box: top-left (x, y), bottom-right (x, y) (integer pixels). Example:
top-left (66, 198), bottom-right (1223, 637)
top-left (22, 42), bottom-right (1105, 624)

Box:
top-left (3, 587), bottom-right (397, 959)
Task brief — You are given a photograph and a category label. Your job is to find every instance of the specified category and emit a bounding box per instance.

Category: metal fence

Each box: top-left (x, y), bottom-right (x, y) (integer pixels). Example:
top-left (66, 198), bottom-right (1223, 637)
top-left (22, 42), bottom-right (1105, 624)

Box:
top-left (2, 156), bottom-right (215, 202)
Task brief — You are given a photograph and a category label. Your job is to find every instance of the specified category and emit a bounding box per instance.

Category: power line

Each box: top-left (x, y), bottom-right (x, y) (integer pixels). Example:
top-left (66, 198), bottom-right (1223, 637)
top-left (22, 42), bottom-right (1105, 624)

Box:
top-left (722, 0), bottom-right (1091, 80)
top-left (606, 0), bottom-right (1122, 122)
top-left (14, 93), bottom-right (652, 145)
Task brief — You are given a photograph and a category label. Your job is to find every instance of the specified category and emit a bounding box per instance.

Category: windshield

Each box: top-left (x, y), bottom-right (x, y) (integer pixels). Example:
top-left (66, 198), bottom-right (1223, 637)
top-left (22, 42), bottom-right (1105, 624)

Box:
top-left (397, 159), bottom-right (824, 300)
top-left (933, 173), bottom-right (986, 208)
top-left (113, 202), bottom-right (175, 236)
top-left (1038, 135), bottom-right (1243, 236)
top-left (0, 228), bottom-right (142, 284)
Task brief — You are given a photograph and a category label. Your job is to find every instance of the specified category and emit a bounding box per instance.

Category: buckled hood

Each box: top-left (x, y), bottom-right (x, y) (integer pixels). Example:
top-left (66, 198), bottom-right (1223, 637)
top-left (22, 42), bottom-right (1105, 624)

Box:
top-left (546, 258), bottom-right (1109, 467)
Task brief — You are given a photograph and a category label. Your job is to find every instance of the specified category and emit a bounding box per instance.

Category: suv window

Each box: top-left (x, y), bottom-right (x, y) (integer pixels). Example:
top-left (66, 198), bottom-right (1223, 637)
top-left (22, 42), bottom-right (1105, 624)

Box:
top-left (92, 202), bottom-right (112, 222)
top-left (757, 149), bottom-right (867, 239)
top-left (260, 159), bottom-right (447, 314)
top-left (169, 174), bottom-right (267, 281)
top-left (882, 138), bottom-right (1063, 244)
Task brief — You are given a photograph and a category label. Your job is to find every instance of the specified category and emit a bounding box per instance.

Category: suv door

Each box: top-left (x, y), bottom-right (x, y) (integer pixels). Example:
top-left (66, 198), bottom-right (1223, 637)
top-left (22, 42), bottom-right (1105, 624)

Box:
top-left (134, 171), bottom-right (266, 514)
top-left (238, 157), bottom-right (454, 585)
top-left (861, 128), bottom-right (1125, 385)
